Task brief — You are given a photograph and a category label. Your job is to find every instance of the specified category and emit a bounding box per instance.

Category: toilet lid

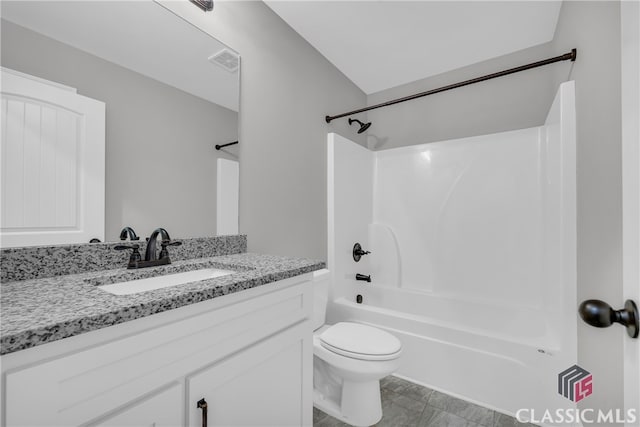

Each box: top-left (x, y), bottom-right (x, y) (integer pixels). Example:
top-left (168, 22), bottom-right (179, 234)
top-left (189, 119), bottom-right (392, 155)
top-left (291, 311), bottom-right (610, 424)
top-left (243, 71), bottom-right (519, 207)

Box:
top-left (319, 322), bottom-right (402, 361)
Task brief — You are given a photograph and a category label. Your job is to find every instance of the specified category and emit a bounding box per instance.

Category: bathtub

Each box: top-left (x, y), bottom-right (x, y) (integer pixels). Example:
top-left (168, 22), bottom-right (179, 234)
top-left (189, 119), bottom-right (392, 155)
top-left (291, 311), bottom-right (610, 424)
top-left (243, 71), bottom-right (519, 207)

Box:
top-left (327, 286), bottom-right (577, 422)
top-left (325, 83), bottom-right (578, 425)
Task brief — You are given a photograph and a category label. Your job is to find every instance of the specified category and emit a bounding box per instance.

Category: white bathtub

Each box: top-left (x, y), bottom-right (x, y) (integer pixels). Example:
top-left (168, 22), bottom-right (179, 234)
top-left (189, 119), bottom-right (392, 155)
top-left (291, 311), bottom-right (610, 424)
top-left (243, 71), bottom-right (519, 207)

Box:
top-left (327, 287), bottom-right (576, 421)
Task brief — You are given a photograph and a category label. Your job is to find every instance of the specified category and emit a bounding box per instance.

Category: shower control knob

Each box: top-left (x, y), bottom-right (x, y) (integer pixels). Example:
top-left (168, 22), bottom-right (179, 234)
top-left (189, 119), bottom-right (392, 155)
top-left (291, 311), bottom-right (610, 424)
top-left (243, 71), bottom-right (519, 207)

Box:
top-left (578, 299), bottom-right (639, 338)
top-left (352, 243), bottom-right (371, 262)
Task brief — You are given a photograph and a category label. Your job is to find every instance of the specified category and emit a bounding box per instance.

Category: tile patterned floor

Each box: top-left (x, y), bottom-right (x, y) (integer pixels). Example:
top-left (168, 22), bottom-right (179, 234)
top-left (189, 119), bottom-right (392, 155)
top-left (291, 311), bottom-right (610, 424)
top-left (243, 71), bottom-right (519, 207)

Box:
top-left (313, 376), bottom-right (538, 427)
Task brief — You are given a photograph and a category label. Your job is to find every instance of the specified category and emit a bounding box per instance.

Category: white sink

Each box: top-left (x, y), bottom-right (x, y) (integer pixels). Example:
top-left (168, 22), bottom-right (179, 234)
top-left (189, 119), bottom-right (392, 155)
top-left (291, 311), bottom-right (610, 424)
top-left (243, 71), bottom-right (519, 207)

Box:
top-left (97, 268), bottom-right (235, 295)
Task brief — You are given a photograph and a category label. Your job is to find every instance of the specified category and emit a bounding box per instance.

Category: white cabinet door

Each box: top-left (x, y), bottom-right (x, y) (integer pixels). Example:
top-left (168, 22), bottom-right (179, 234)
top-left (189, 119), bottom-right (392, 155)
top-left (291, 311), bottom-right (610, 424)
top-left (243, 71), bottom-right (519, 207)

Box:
top-left (90, 383), bottom-right (183, 427)
top-left (0, 67), bottom-right (105, 247)
top-left (187, 322), bottom-right (312, 427)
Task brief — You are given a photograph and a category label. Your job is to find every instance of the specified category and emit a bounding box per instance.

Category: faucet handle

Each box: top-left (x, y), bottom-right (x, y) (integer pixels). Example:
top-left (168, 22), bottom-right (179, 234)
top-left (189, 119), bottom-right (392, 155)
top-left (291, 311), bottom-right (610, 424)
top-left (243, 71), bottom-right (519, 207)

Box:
top-left (352, 243), bottom-right (371, 262)
top-left (114, 244), bottom-right (142, 267)
top-left (159, 240), bottom-right (182, 260)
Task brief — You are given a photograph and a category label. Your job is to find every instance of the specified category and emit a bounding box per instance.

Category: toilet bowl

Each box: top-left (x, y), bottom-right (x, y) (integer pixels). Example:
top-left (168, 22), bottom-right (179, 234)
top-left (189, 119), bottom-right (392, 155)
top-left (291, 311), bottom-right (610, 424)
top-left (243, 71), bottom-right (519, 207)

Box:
top-left (312, 270), bottom-right (402, 427)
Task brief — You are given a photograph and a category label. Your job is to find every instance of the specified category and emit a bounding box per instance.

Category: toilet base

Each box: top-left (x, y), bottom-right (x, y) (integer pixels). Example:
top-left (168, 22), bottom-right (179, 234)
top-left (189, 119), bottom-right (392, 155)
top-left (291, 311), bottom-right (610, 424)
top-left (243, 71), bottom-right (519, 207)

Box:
top-left (313, 379), bottom-right (383, 427)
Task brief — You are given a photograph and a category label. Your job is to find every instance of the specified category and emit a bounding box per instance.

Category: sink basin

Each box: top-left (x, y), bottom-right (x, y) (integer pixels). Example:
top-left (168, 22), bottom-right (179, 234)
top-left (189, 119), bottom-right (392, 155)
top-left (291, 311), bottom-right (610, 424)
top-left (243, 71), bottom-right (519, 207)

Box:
top-left (97, 268), bottom-right (235, 295)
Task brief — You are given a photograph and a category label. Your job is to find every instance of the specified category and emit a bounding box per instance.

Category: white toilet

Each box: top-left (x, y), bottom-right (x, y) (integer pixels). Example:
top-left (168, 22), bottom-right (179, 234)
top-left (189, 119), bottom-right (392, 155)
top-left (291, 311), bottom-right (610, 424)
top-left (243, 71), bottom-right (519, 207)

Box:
top-left (312, 270), bottom-right (402, 426)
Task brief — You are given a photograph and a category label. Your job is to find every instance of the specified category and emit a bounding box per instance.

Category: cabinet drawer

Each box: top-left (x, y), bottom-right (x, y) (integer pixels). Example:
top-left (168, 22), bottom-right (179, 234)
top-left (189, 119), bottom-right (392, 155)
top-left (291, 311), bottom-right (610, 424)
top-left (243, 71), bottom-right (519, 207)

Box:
top-left (5, 280), bottom-right (311, 426)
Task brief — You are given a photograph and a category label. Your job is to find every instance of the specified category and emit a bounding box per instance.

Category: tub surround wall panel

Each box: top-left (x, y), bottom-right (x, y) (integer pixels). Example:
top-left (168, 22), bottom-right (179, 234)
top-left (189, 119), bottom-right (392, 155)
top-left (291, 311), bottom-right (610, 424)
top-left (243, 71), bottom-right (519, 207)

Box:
top-left (0, 235), bottom-right (247, 282)
top-left (335, 82), bottom-right (575, 315)
top-left (544, 81), bottom-right (578, 363)
top-left (373, 127), bottom-right (549, 310)
top-left (326, 133), bottom-right (373, 306)
top-left (157, 0), bottom-right (367, 261)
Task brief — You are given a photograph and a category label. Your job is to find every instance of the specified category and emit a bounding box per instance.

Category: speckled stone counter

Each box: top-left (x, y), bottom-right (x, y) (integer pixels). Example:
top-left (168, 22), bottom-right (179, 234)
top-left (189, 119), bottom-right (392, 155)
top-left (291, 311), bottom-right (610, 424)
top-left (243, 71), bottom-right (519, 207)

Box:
top-left (1, 253), bottom-right (325, 355)
top-left (1, 235), bottom-right (247, 282)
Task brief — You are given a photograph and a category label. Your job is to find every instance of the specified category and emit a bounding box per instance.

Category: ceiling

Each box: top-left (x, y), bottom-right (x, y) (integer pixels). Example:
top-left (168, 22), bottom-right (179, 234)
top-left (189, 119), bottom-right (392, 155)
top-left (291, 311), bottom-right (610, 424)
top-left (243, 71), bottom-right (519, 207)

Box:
top-left (264, 1), bottom-right (562, 95)
top-left (1, 1), bottom-right (239, 111)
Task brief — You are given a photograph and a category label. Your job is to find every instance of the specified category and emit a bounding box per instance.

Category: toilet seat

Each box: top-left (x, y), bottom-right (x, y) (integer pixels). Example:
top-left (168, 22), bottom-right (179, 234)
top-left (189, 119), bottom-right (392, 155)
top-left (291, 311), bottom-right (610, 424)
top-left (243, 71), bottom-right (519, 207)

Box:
top-left (319, 322), bottom-right (402, 361)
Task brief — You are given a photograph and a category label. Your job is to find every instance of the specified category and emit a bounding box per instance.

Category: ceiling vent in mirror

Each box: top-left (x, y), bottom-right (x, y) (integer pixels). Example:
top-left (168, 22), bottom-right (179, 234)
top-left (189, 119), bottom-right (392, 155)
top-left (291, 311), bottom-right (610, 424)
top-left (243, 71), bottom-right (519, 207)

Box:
top-left (190, 0), bottom-right (213, 12)
top-left (209, 49), bottom-right (240, 73)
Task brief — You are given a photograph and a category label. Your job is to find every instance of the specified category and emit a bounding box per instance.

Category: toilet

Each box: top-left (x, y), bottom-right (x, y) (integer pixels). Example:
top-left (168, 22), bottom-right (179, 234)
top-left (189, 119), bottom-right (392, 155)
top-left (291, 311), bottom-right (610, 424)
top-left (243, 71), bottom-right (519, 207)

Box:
top-left (312, 269), bottom-right (402, 426)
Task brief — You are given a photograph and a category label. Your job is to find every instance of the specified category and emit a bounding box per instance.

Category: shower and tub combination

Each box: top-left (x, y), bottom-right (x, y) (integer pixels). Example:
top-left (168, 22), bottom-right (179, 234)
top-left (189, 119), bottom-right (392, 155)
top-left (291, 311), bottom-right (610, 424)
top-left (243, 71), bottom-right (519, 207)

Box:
top-left (325, 81), bottom-right (577, 419)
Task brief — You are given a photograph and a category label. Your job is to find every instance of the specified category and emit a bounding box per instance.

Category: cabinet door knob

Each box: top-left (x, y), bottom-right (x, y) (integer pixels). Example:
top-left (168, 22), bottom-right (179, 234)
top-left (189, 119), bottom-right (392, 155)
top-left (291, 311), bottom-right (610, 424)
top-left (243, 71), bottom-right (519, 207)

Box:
top-left (197, 398), bottom-right (208, 427)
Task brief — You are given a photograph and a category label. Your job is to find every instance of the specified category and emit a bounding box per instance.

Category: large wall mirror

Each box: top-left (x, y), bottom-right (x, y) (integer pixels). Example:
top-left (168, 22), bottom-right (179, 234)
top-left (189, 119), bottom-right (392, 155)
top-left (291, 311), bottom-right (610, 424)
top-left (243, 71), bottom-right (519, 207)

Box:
top-left (0, 0), bottom-right (239, 246)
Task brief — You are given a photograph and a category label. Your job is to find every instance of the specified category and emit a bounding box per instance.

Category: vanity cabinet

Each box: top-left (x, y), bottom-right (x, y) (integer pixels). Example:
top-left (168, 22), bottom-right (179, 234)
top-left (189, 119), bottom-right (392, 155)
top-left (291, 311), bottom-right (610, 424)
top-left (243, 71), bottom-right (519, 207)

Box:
top-left (1, 275), bottom-right (313, 427)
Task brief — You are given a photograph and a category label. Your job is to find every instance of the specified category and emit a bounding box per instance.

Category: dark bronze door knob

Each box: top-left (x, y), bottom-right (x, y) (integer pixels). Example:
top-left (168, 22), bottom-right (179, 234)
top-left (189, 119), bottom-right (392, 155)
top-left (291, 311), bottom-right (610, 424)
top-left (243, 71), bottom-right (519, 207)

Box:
top-left (578, 299), bottom-right (638, 338)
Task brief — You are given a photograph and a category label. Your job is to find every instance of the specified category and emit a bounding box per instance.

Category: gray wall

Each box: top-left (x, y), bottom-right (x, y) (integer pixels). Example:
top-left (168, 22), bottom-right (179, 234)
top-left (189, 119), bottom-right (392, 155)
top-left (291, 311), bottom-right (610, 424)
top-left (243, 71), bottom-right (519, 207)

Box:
top-left (551, 1), bottom-right (624, 419)
top-left (365, 41), bottom-right (558, 150)
top-left (1, 20), bottom-right (238, 241)
top-left (161, 1), bottom-right (366, 260)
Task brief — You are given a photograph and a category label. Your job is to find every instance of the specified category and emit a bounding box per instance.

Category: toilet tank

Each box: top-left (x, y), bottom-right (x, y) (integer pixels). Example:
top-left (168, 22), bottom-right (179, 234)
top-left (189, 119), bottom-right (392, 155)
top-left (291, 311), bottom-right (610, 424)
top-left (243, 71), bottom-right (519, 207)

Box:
top-left (312, 269), bottom-right (331, 330)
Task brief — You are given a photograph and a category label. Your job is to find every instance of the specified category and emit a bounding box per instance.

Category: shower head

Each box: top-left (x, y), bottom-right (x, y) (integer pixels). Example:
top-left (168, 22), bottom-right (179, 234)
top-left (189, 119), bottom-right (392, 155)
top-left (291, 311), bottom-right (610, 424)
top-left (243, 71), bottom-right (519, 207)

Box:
top-left (348, 118), bottom-right (371, 134)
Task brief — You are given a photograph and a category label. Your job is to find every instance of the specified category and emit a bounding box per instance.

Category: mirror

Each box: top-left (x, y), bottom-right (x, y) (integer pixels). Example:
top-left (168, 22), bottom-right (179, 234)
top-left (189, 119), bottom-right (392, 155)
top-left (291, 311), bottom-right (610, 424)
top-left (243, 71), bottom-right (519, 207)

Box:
top-left (0, 1), bottom-right (239, 244)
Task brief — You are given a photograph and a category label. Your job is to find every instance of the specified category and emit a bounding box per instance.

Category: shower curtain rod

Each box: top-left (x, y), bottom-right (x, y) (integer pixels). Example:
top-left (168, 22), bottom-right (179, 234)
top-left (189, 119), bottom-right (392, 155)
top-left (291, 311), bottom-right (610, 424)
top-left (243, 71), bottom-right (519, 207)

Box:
top-left (325, 48), bottom-right (577, 124)
top-left (215, 141), bottom-right (238, 150)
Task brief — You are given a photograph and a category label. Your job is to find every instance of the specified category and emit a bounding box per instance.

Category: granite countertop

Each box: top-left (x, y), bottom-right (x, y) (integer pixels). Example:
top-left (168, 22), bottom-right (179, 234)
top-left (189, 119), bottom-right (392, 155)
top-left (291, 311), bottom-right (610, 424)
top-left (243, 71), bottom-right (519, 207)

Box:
top-left (1, 253), bottom-right (325, 355)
